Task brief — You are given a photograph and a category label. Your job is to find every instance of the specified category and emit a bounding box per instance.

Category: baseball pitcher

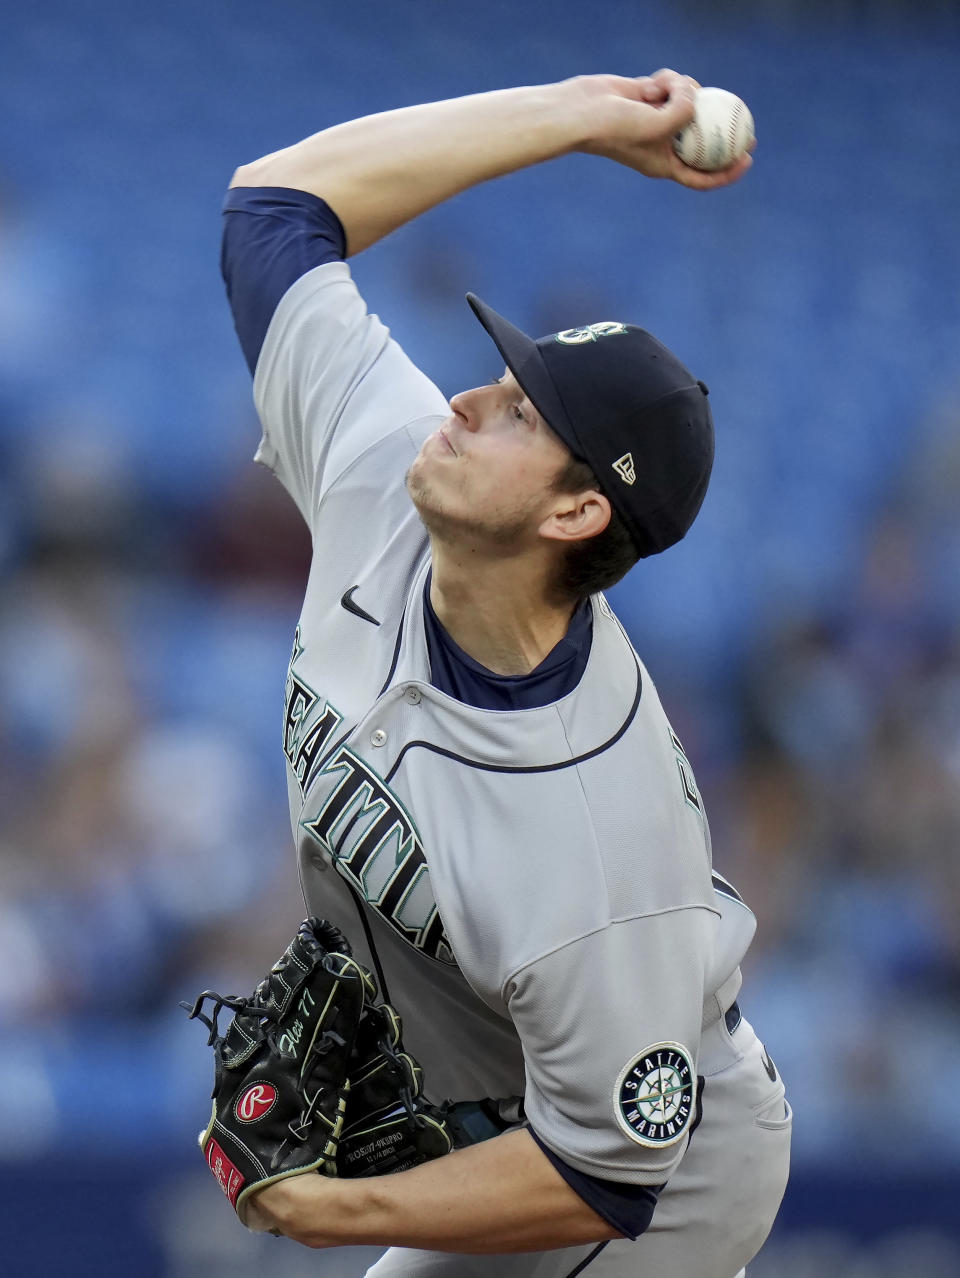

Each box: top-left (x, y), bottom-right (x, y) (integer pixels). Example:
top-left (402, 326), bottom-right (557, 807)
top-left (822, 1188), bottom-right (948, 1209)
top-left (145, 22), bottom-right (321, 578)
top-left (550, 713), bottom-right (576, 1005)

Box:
top-left (213, 69), bottom-right (790, 1276)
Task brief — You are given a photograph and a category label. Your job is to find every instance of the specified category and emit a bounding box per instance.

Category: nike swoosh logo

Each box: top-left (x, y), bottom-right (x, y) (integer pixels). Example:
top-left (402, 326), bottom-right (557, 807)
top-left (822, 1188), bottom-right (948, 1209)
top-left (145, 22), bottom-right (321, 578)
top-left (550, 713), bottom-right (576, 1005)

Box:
top-left (760, 1048), bottom-right (777, 1082)
top-left (340, 585), bottom-right (380, 627)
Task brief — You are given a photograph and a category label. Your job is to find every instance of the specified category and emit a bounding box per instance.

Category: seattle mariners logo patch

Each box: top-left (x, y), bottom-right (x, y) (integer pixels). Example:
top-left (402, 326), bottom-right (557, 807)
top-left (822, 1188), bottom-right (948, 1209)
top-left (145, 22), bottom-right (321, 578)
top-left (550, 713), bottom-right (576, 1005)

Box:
top-left (615, 1043), bottom-right (695, 1147)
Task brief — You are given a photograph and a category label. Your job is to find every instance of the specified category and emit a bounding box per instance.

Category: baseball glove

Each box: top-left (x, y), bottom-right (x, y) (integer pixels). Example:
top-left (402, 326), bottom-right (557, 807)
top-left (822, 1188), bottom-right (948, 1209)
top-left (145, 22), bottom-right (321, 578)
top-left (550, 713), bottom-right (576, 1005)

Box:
top-left (184, 916), bottom-right (455, 1225)
top-left (182, 917), bottom-right (374, 1224)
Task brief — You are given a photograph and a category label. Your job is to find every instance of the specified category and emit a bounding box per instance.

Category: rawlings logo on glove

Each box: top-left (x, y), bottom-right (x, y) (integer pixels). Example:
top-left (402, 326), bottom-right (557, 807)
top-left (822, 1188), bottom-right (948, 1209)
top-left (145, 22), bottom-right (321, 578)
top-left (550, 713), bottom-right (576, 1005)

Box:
top-left (235, 1084), bottom-right (278, 1123)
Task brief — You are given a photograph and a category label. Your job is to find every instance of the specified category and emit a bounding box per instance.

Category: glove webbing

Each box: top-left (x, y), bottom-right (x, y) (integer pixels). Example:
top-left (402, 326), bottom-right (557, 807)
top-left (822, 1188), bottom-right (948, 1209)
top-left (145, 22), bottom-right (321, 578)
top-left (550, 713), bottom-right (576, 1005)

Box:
top-left (181, 990), bottom-right (285, 1086)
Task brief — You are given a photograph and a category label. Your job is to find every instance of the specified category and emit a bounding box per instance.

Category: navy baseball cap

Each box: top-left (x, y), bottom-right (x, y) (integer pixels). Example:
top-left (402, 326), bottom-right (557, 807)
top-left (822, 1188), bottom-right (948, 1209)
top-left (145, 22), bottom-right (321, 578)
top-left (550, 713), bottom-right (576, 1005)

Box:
top-left (466, 293), bottom-right (714, 558)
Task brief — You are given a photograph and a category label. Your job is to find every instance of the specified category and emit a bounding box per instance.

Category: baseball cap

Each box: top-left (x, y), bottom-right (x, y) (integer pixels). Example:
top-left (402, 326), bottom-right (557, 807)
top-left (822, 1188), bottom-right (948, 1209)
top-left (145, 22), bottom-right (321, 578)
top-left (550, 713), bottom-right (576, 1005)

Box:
top-left (466, 293), bottom-right (714, 558)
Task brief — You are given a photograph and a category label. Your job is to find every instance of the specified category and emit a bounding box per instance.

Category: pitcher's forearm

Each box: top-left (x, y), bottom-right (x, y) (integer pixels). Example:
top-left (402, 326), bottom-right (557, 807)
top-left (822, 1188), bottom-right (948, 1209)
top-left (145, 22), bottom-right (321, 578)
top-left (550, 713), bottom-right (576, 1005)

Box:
top-left (252, 1128), bottom-right (621, 1253)
top-left (227, 71), bottom-right (750, 257)
top-left (230, 82), bottom-right (585, 254)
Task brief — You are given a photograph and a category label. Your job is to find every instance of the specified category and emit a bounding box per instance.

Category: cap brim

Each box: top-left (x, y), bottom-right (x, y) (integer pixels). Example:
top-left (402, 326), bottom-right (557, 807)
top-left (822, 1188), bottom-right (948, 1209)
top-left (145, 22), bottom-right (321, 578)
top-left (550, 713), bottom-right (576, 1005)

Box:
top-left (465, 293), bottom-right (581, 456)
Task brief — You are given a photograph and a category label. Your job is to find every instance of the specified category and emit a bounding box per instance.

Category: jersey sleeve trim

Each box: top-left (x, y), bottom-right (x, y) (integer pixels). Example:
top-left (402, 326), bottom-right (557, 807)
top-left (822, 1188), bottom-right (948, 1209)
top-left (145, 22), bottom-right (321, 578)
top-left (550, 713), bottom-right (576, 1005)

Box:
top-left (528, 1127), bottom-right (661, 1240)
top-left (221, 186), bottom-right (347, 375)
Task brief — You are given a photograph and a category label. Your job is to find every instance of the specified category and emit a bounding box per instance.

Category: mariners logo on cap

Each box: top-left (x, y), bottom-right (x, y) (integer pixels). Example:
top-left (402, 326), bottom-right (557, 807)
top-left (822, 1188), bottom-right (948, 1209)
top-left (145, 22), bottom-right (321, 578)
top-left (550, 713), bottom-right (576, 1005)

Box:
top-left (615, 1042), bottom-right (696, 1147)
top-left (555, 321), bottom-right (628, 345)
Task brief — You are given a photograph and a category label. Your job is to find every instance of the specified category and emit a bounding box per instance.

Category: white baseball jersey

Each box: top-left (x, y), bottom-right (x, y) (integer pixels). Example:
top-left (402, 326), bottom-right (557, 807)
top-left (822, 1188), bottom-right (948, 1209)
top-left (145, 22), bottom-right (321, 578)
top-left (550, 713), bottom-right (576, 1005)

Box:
top-left (223, 184), bottom-right (791, 1276)
top-left (251, 256), bottom-right (758, 1189)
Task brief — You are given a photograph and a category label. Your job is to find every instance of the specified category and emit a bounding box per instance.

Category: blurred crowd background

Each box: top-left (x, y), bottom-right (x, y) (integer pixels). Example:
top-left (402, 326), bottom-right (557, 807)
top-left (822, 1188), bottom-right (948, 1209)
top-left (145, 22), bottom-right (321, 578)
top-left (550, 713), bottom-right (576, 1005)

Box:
top-left (2, 1), bottom-right (959, 1274)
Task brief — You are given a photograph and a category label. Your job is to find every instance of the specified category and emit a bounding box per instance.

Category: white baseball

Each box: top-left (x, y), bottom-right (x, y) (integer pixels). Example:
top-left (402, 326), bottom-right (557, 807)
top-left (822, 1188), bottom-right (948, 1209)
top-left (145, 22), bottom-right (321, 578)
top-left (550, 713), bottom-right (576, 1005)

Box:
top-left (673, 87), bottom-right (755, 172)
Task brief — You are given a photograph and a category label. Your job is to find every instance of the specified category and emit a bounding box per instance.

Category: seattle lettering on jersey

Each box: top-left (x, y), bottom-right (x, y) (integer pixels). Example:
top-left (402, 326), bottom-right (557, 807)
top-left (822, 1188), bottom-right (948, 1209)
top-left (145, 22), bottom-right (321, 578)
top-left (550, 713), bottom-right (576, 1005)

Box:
top-left (283, 628), bottom-right (343, 793)
top-left (283, 627), bottom-right (453, 965)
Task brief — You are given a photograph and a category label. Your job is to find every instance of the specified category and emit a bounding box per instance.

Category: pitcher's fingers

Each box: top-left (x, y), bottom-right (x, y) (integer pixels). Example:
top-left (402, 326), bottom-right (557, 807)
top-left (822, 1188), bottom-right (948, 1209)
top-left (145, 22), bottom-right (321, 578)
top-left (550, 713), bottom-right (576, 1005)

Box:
top-left (672, 150), bottom-right (753, 190)
top-left (653, 81), bottom-right (698, 132)
top-left (632, 76), bottom-right (668, 103)
top-left (650, 68), bottom-right (702, 95)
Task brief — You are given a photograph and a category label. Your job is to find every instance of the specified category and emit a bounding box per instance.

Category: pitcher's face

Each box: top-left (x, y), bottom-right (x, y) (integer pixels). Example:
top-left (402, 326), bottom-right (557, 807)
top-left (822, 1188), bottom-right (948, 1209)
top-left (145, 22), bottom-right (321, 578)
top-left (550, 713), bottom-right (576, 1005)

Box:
top-left (407, 369), bottom-right (573, 549)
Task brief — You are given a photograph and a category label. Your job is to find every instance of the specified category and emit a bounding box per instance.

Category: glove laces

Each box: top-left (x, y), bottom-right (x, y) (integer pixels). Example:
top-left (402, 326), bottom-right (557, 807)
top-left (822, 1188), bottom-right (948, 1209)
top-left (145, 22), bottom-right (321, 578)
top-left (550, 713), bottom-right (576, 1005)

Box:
top-left (180, 989), bottom-right (285, 1061)
top-left (376, 1021), bottom-right (428, 1129)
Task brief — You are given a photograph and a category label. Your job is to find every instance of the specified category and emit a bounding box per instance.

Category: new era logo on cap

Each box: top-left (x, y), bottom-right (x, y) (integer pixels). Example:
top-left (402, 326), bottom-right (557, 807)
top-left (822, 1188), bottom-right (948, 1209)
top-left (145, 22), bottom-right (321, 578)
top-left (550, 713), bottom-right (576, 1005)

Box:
top-left (612, 453), bottom-right (636, 485)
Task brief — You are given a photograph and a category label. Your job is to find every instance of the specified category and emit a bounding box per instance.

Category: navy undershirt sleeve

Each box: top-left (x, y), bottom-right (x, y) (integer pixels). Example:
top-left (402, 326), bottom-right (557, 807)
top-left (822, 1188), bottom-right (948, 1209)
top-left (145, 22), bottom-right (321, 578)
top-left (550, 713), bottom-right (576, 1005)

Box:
top-left (221, 186), bottom-right (346, 375)
top-left (529, 1128), bottom-right (662, 1240)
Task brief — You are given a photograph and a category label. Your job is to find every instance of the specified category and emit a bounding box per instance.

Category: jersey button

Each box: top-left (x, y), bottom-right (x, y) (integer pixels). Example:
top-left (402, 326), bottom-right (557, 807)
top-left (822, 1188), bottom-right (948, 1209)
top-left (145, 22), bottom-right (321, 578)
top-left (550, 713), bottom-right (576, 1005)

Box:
top-left (370, 728), bottom-right (388, 747)
top-left (403, 687), bottom-right (422, 705)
